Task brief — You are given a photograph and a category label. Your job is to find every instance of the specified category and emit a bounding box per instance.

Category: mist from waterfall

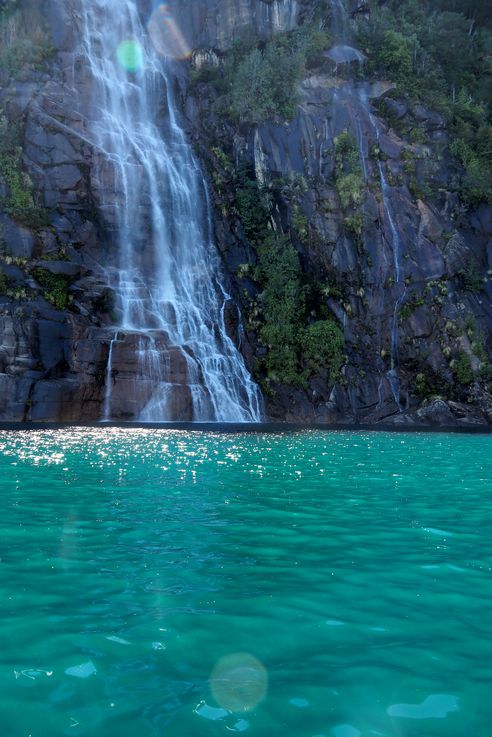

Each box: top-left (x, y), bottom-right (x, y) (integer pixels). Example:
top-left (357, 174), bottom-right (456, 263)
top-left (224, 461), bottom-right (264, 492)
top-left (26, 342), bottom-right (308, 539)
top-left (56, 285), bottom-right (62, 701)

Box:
top-left (79, 0), bottom-right (262, 421)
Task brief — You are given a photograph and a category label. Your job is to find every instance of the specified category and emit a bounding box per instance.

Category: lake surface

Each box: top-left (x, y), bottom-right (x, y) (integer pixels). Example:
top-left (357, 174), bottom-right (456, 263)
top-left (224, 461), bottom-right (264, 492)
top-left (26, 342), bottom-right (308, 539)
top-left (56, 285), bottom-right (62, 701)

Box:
top-left (1, 428), bottom-right (491, 736)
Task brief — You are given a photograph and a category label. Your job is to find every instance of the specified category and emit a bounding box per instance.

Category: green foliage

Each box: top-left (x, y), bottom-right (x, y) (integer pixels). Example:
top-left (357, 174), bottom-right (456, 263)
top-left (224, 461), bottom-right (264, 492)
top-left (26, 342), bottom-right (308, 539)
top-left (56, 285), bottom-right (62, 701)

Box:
top-left (414, 371), bottom-right (443, 400)
top-left (199, 24), bottom-right (329, 124)
top-left (230, 45), bottom-right (302, 122)
top-left (480, 364), bottom-right (492, 382)
top-left (236, 262), bottom-right (252, 279)
top-left (234, 168), bottom-right (344, 388)
top-left (300, 319), bottom-right (344, 381)
top-left (334, 131), bottom-right (364, 210)
top-left (459, 261), bottom-right (483, 293)
top-left (256, 233), bottom-right (305, 385)
top-left (399, 296), bottom-right (425, 321)
top-left (0, 268), bottom-right (32, 300)
top-left (343, 213), bottom-right (364, 241)
top-left (453, 351), bottom-right (474, 385)
top-left (291, 203), bottom-right (309, 243)
top-left (408, 175), bottom-right (433, 202)
top-left (235, 177), bottom-right (270, 244)
top-left (32, 268), bottom-right (69, 310)
top-left (354, 0), bottom-right (492, 206)
top-left (335, 131), bottom-right (359, 168)
top-left (0, 152), bottom-right (44, 225)
top-left (0, 116), bottom-right (48, 227)
top-left (449, 95), bottom-right (492, 205)
top-left (378, 30), bottom-right (413, 88)
top-left (0, 267), bottom-right (9, 294)
top-left (0, 6), bottom-right (54, 75)
top-left (336, 173), bottom-right (364, 209)
top-left (211, 146), bottom-right (234, 174)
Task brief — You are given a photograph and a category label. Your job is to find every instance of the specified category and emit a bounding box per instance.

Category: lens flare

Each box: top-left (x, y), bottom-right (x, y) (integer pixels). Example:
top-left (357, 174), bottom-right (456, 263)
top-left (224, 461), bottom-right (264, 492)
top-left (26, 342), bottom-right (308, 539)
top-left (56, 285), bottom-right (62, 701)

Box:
top-left (117, 39), bottom-right (144, 73)
top-left (147, 4), bottom-right (191, 60)
top-left (210, 653), bottom-right (267, 713)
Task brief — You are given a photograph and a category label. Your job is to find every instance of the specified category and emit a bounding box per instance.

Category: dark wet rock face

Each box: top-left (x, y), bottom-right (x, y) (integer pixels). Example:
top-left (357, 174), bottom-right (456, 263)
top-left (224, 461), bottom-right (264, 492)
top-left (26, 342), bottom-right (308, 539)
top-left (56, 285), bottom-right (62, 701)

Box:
top-left (187, 46), bottom-right (492, 425)
top-left (0, 0), bottom-right (491, 426)
top-left (165, 0), bottom-right (299, 51)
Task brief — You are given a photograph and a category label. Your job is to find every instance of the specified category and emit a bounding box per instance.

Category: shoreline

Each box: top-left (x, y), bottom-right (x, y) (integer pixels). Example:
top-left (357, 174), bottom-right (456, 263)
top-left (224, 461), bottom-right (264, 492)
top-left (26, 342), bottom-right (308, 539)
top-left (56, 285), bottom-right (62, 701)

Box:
top-left (0, 421), bottom-right (491, 434)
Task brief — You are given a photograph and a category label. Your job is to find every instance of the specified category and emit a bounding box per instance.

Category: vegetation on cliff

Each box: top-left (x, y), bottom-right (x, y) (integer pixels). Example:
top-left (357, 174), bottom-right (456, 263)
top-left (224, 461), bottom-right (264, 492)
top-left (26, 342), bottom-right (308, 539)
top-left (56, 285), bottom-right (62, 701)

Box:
top-left (0, 117), bottom-right (48, 227)
top-left (0, 0), bottom-right (53, 75)
top-left (192, 24), bottom-right (328, 124)
top-left (190, 0), bottom-right (492, 417)
top-left (354, 0), bottom-right (492, 206)
top-left (233, 164), bottom-right (344, 390)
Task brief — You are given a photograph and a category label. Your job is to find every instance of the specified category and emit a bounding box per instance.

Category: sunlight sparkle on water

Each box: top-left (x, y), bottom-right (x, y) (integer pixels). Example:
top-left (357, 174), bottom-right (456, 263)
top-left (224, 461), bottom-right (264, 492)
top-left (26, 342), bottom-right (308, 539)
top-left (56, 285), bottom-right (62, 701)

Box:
top-left (0, 428), bottom-right (491, 735)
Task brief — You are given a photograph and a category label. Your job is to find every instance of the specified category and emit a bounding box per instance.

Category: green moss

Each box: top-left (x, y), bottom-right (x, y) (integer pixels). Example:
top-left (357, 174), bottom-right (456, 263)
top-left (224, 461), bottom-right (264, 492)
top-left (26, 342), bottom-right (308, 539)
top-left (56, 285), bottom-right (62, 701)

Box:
top-left (415, 372), bottom-right (434, 399)
top-left (32, 268), bottom-right (69, 310)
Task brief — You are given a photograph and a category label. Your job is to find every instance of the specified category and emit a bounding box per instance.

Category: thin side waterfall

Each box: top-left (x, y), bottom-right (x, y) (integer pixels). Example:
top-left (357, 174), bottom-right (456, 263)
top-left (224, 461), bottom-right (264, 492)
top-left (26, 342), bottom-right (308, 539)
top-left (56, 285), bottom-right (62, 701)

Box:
top-left (361, 93), bottom-right (407, 407)
top-left (329, 0), bottom-right (406, 409)
top-left (378, 159), bottom-right (407, 406)
top-left (79, 0), bottom-right (262, 421)
top-left (102, 334), bottom-right (116, 421)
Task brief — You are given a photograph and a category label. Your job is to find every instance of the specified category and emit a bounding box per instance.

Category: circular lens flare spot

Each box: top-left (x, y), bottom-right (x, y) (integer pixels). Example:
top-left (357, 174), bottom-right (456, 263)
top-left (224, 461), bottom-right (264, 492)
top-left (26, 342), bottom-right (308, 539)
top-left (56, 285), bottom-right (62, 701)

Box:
top-left (116, 39), bottom-right (144, 72)
top-left (210, 653), bottom-right (267, 713)
top-left (147, 4), bottom-right (190, 59)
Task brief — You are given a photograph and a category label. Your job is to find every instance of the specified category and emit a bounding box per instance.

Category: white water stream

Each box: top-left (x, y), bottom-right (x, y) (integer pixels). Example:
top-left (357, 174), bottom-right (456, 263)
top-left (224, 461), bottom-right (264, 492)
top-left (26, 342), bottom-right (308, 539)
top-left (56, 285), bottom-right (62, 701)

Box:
top-left (329, 0), bottom-right (406, 408)
top-left (79, 0), bottom-right (262, 421)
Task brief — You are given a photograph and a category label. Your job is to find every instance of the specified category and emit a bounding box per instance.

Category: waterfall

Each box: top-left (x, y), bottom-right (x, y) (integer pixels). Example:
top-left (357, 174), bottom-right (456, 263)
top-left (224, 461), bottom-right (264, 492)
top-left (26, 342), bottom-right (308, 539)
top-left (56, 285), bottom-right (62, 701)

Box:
top-left (328, 0), bottom-right (406, 409)
top-left (78, 0), bottom-right (262, 422)
top-left (360, 92), bottom-right (407, 408)
top-left (102, 333), bottom-right (116, 421)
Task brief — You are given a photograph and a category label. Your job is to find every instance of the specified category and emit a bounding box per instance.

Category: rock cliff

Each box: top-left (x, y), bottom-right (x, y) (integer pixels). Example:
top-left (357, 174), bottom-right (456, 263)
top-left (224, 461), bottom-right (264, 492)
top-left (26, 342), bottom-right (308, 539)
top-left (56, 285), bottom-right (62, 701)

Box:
top-left (0, 0), bottom-right (491, 425)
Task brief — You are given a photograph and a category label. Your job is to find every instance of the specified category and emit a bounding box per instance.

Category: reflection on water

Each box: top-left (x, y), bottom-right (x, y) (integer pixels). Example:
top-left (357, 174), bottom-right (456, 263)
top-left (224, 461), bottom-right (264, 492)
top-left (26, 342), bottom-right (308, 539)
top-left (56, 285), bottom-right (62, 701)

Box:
top-left (0, 428), bottom-right (491, 736)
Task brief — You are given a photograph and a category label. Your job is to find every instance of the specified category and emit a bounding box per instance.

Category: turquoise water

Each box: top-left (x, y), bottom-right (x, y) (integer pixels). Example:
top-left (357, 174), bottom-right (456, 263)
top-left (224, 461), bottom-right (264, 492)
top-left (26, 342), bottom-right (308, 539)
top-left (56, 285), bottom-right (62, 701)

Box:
top-left (1, 428), bottom-right (491, 737)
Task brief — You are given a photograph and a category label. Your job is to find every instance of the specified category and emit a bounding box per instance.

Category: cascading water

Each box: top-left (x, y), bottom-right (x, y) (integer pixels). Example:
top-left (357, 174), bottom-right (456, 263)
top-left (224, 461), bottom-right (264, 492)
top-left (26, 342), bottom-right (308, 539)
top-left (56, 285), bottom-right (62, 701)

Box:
top-left (359, 90), bottom-right (407, 408)
top-left (79, 0), bottom-right (262, 421)
top-left (328, 0), bottom-right (406, 409)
